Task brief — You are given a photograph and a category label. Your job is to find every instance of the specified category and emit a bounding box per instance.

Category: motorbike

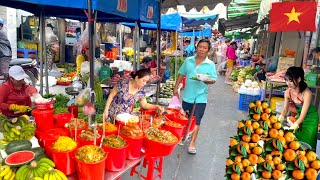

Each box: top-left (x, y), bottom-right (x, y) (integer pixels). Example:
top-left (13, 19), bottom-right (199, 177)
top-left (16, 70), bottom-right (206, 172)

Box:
top-left (0, 58), bottom-right (38, 86)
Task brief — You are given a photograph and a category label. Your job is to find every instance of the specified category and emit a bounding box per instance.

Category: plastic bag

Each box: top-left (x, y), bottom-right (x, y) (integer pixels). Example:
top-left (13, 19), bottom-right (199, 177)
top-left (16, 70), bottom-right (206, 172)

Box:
top-left (168, 96), bottom-right (182, 110)
top-left (80, 61), bottom-right (101, 76)
top-left (76, 88), bottom-right (91, 106)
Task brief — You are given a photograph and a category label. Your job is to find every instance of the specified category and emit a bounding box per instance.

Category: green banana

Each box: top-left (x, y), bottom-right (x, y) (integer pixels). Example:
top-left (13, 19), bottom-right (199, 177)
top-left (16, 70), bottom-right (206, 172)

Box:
top-left (6, 122), bottom-right (15, 128)
top-left (15, 165), bottom-right (28, 180)
top-left (38, 158), bottom-right (55, 168)
top-left (54, 169), bottom-right (67, 180)
top-left (33, 168), bottom-right (41, 178)
top-left (10, 128), bottom-right (20, 135)
top-left (38, 162), bottom-right (54, 170)
top-left (21, 169), bottom-right (31, 180)
top-left (36, 166), bottom-right (47, 178)
top-left (3, 123), bottom-right (10, 132)
top-left (0, 165), bottom-right (10, 177)
top-left (3, 169), bottom-right (12, 180)
top-left (8, 131), bottom-right (14, 138)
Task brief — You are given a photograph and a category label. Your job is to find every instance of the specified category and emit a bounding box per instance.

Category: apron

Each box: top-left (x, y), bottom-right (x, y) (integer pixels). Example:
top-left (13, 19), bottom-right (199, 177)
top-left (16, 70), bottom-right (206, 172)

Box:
top-left (289, 89), bottom-right (319, 151)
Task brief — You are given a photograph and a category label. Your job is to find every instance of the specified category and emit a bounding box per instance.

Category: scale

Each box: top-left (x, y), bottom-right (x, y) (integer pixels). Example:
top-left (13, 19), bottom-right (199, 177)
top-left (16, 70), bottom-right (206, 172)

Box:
top-left (65, 87), bottom-right (81, 106)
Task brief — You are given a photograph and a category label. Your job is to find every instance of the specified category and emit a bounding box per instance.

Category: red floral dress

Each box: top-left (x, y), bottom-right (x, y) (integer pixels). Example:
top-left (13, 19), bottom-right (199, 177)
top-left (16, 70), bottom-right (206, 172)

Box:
top-left (108, 80), bottom-right (145, 121)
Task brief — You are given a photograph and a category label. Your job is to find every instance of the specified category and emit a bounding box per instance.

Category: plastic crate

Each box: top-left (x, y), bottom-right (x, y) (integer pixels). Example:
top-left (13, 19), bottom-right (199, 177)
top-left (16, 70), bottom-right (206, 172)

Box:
top-left (238, 94), bottom-right (261, 111)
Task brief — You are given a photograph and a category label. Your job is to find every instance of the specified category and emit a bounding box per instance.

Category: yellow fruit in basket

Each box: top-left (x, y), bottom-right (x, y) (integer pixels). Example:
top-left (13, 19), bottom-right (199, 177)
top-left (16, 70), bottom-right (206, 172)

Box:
top-left (240, 172), bottom-right (250, 180)
top-left (272, 170), bottom-right (282, 179)
top-left (292, 169), bottom-right (304, 180)
top-left (306, 151), bottom-right (317, 162)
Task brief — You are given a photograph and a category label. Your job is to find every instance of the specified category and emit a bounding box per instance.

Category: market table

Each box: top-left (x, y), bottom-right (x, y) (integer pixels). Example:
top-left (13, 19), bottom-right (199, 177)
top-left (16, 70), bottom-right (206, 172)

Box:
top-left (264, 77), bottom-right (320, 109)
top-left (67, 154), bottom-right (145, 180)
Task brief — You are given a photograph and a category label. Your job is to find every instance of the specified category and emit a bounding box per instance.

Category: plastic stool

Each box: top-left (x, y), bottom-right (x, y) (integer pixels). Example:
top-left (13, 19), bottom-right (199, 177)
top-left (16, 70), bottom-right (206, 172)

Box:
top-left (17, 48), bottom-right (38, 61)
top-left (130, 156), bottom-right (163, 180)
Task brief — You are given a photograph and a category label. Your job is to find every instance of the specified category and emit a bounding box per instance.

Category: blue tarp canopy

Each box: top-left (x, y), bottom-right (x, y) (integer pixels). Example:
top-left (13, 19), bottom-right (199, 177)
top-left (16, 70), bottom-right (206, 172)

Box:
top-left (0, 0), bottom-right (159, 23)
top-left (122, 13), bottom-right (181, 31)
top-left (181, 14), bottom-right (218, 27)
top-left (180, 28), bottom-right (212, 37)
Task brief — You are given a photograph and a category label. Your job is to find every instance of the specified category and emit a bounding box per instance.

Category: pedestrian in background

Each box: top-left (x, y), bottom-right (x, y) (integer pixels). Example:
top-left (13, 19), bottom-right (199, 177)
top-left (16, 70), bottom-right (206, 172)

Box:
top-left (0, 18), bottom-right (12, 79)
top-left (173, 39), bottom-right (217, 155)
top-left (225, 41), bottom-right (237, 84)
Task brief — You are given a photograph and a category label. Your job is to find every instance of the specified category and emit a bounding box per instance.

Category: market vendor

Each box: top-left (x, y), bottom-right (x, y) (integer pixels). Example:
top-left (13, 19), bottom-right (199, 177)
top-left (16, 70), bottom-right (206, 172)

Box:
top-left (0, 66), bottom-right (38, 117)
top-left (278, 66), bottom-right (319, 151)
top-left (76, 46), bottom-right (90, 74)
top-left (103, 69), bottom-right (164, 121)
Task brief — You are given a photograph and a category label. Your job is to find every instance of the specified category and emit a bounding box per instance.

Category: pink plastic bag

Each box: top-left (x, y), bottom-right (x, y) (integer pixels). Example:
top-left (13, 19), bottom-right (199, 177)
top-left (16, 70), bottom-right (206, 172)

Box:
top-left (168, 96), bottom-right (182, 110)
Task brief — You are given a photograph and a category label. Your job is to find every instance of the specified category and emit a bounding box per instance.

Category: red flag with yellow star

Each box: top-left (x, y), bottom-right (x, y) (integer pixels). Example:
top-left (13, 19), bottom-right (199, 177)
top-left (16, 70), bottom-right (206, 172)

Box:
top-left (270, 1), bottom-right (317, 32)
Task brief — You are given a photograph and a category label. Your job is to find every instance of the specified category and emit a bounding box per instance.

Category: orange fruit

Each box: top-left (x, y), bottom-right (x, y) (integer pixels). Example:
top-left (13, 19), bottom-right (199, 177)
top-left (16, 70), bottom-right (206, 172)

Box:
top-left (284, 132), bottom-right (295, 143)
top-left (277, 136), bottom-right (286, 146)
top-left (237, 143), bottom-right (249, 154)
top-left (311, 160), bottom-right (320, 169)
top-left (252, 122), bottom-right (260, 129)
top-left (249, 143), bottom-right (258, 149)
top-left (262, 170), bottom-right (272, 179)
top-left (269, 115), bottom-right (277, 123)
top-left (289, 141), bottom-right (300, 150)
top-left (306, 151), bottom-right (317, 162)
top-left (255, 128), bottom-right (263, 135)
top-left (231, 173), bottom-right (240, 180)
top-left (243, 126), bottom-right (253, 135)
top-left (271, 150), bottom-right (283, 159)
top-left (295, 155), bottom-right (308, 168)
top-left (264, 107), bottom-right (272, 114)
top-left (273, 122), bottom-right (282, 130)
top-left (251, 134), bottom-right (260, 143)
top-left (261, 113), bottom-right (269, 121)
top-left (283, 149), bottom-right (296, 161)
top-left (256, 101), bottom-right (262, 106)
top-left (265, 154), bottom-right (273, 161)
top-left (248, 154), bottom-right (258, 165)
top-left (245, 120), bottom-right (252, 126)
top-left (240, 172), bottom-right (251, 180)
top-left (262, 102), bottom-right (269, 109)
top-left (292, 169), bottom-right (305, 180)
top-left (269, 128), bottom-right (279, 138)
top-left (305, 168), bottom-right (318, 180)
top-left (241, 159), bottom-right (251, 167)
top-left (253, 114), bottom-right (260, 120)
top-left (272, 139), bottom-right (285, 150)
top-left (297, 150), bottom-right (306, 156)
top-left (252, 146), bottom-right (263, 155)
top-left (249, 102), bottom-right (256, 109)
top-left (226, 159), bottom-right (234, 166)
top-left (232, 162), bottom-right (243, 172)
top-left (278, 129), bottom-right (284, 137)
top-left (234, 156), bottom-right (242, 163)
top-left (230, 138), bottom-right (238, 147)
top-left (238, 121), bottom-right (245, 129)
top-left (245, 166), bottom-right (254, 173)
top-left (276, 163), bottom-right (286, 171)
top-left (273, 156), bottom-right (282, 165)
top-left (258, 156), bottom-right (265, 164)
top-left (264, 160), bottom-right (275, 170)
top-left (272, 169), bottom-right (282, 179)
top-left (242, 135), bottom-right (251, 142)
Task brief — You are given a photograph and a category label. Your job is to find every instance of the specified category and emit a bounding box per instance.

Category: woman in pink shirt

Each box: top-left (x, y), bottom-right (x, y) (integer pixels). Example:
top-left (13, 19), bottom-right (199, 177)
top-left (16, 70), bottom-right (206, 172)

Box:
top-left (225, 42), bottom-right (237, 84)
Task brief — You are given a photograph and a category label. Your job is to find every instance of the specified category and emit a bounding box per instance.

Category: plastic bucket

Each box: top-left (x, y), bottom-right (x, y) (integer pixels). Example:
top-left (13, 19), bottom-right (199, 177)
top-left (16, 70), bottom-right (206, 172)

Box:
top-left (98, 129), bottom-right (117, 137)
top-left (54, 113), bottom-right (72, 128)
top-left (32, 108), bottom-right (55, 131)
top-left (75, 152), bottom-right (108, 180)
top-left (65, 122), bottom-right (88, 138)
top-left (162, 123), bottom-right (185, 140)
top-left (78, 135), bottom-right (102, 147)
top-left (142, 137), bottom-right (178, 157)
top-left (120, 135), bottom-right (143, 160)
top-left (50, 147), bottom-right (77, 175)
top-left (165, 108), bottom-right (180, 114)
top-left (68, 106), bottom-right (78, 118)
top-left (102, 140), bottom-right (128, 171)
top-left (164, 113), bottom-right (196, 135)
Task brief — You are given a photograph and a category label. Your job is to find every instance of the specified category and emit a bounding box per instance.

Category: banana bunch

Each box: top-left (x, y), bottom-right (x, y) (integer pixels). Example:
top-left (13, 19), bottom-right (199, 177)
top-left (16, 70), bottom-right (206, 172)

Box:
top-left (16, 158), bottom-right (58, 180)
top-left (43, 169), bottom-right (67, 180)
top-left (0, 165), bottom-right (15, 180)
top-left (3, 117), bottom-right (35, 141)
top-left (8, 104), bottom-right (31, 114)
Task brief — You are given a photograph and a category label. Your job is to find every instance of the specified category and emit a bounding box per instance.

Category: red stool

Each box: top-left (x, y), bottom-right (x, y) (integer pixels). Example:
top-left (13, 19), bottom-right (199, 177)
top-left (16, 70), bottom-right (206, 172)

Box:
top-left (130, 156), bottom-right (163, 180)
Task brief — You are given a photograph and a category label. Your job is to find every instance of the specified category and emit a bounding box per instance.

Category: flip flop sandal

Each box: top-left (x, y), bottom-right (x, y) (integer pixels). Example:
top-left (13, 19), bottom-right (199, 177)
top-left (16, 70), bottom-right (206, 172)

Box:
top-left (188, 147), bottom-right (197, 155)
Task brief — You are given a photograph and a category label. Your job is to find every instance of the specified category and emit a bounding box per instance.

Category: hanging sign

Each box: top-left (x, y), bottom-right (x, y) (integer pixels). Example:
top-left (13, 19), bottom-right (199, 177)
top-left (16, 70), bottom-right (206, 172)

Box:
top-left (147, 6), bottom-right (154, 19)
top-left (117, 0), bottom-right (128, 12)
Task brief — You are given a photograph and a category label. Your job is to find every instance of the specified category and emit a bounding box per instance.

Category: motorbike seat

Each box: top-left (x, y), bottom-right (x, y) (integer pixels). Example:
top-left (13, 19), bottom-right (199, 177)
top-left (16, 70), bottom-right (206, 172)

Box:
top-left (10, 58), bottom-right (33, 66)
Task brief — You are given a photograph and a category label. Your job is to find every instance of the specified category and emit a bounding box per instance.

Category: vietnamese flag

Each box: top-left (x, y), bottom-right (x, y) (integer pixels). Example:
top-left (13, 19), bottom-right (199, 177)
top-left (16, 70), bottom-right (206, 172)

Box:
top-left (270, 1), bottom-right (317, 32)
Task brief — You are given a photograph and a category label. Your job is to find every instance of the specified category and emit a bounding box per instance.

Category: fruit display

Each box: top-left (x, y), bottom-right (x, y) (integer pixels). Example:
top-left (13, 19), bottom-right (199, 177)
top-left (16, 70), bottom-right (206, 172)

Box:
top-left (145, 127), bottom-right (178, 144)
top-left (97, 122), bottom-right (117, 133)
top-left (159, 82), bottom-right (174, 99)
top-left (57, 76), bottom-right (72, 82)
top-left (0, 165), bottom-right (15, 180)
top-left (225, 100), bottom-right (320, 179)
top-left (4, 150), bottom-right (35, 168)
top-left (75, 145), bottom-right (106, 163)
top-left (102, 135), bottom-right (127, 149)
top-left (51, 136), bottom-right (77, 152)
top-left (79, 128), bottom-right (101, 141)
top-left (120, 124), bottom-right (144, 138)
top-left (2, 116), bottom-right (35, 141)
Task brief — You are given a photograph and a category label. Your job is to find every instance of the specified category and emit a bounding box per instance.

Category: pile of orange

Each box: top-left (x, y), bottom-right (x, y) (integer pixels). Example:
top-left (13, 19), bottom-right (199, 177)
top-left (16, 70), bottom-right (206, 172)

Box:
top-left (226, 100), bottom-right (320, 180)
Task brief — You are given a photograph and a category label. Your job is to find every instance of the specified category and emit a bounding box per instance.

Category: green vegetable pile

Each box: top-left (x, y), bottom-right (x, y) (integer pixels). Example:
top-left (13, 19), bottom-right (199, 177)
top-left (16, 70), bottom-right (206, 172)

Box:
top-left (170, 57), bottom-right (184, 80)
top-left (57, 64), bottom-right (76, 73)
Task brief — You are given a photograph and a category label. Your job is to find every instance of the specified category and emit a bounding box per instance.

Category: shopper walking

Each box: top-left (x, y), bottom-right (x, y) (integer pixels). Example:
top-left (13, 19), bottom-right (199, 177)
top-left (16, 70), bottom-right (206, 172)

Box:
top-left (173, 39), bottom-right (217, 154)
top-left (0, 19), bottom-right (12, 79)
top-left (225, 41), bottom-right (237, 84)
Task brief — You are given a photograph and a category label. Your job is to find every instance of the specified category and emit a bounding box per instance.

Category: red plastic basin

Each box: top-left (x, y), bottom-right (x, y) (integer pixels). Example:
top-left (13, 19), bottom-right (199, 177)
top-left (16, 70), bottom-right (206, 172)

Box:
top-left (164, 113), bottom-right (196, 135)
top-left (165, 108), bottom-right (180, 114)
top-left (120, 135), bottom-right (143, 160)
top-left (162, 123), bottom-right (185, 140)
top-left (34, 101), bottom-right (54, 110)
top-left (142, 137), bottom-right (178, 157)
top-left (64, 122), bottom-right (88, 139)
top-left (54, 113), bottom-right (72, 128)
top-left (77, 134), bottom-right (102, 147)
top-left (50, 147), bottom-right (77, 175)
top-left (102, 138), bottom-right (128, 172)
top-left (32, 108), bottom-right (55, 131)
top-left (75, 150), bottom-right (108, 180)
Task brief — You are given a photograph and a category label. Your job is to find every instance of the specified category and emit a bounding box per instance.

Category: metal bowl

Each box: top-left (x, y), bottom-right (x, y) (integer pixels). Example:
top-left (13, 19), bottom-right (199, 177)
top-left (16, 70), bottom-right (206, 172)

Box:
top-left (65, 87), bottom-right (81, 96)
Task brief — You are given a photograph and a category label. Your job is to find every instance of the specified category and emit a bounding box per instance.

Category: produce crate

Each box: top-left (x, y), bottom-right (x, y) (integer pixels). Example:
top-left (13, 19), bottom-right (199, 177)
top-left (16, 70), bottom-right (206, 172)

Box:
top-left (238, 94), bottom-right (261, 111)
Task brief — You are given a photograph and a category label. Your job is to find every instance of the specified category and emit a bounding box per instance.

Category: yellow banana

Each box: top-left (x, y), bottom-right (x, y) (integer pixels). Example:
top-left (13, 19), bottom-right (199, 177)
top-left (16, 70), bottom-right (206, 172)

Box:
top-left (54, 169), bottom-right (67, 180)
top-left (33, 177), bottom-right (44, 180)
top-left (0, 166), bottom-right (10, 177)
top-left (52, 171), bottom-right (62, 180)
top-left (44, 173), bottom-right (49, 180)
top-left (8, 172), bottom-right (15, 180)
top-left (48, 172), bottom-right (56, 180)
top-left (3, 169), bottom-right (12, 180)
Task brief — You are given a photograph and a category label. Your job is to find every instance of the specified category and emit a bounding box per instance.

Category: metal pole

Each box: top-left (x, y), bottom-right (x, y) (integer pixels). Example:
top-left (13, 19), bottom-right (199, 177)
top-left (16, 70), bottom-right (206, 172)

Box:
top-left (137, 25), bottom-right (140, 70)
top-left (119, 28), bottom-right (122, 60)
top-left (88, 0), bottom-right (94, 97)
top-left (156, 1), bottom-right (161, 104)
top-left (133, 23), bottom-right (137, 71)
top-left (44, 16), bottom-right (49, 95)
top-left (175, 31), bottom-right (178, 80)
top-left (39, 11), bottom-right (45, 96)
